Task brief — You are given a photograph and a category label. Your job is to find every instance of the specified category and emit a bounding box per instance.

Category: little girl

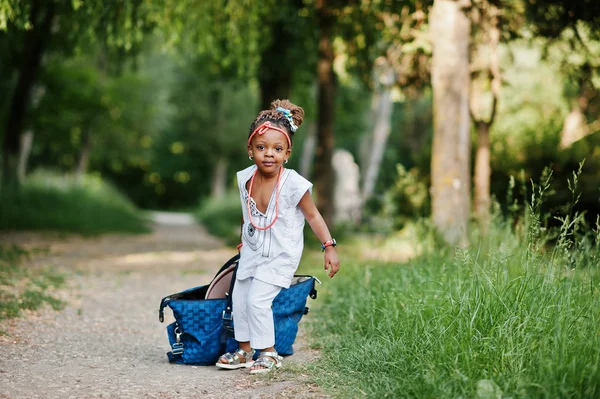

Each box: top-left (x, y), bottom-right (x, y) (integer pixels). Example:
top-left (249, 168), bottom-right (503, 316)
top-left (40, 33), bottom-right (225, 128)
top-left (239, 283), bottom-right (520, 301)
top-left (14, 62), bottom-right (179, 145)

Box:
top-left (216, 99), bottom-right (340, 374)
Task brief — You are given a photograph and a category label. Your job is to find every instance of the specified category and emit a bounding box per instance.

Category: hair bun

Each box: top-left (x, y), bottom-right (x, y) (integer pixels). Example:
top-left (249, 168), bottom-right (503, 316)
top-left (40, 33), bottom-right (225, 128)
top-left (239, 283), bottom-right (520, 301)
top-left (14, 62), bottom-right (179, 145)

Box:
top-left (271, 99), bottom-right (305, 130)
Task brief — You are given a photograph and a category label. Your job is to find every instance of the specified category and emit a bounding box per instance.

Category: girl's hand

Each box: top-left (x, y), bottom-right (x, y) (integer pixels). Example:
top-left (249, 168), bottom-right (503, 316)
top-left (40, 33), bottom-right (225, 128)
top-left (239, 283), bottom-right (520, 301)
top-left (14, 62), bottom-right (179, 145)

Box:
top-left (323, 248), bottom-right (340, 278)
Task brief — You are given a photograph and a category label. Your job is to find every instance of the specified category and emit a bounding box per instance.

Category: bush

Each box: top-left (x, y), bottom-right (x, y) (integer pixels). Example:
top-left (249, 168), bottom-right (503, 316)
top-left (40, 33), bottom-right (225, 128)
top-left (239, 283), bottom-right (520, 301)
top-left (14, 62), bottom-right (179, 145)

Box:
top-left (0, 171), bottom-right (150, 235)
top-left (362, 165), bottom-right (430, 234)
top-left (195, 191), bottom-right (242, 247)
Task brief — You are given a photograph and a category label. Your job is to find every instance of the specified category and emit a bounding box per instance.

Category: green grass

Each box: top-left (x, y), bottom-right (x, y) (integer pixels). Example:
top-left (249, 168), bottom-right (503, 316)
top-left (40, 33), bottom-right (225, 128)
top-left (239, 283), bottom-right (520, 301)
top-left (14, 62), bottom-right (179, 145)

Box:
top-left (307, 168), bottom-right (600, 398)
top-left (0, 171), bottom-right (150, 235)
top-left (0, 245), bottom-right (67, 324)
top-left (308, 226), bottom-right (600, 397)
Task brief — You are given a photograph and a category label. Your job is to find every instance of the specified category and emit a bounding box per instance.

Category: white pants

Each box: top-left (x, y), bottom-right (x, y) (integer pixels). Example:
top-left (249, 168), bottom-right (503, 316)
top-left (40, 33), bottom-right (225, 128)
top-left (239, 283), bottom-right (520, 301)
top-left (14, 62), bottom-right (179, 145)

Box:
top-left (232, 277), bottom-right (282, 350)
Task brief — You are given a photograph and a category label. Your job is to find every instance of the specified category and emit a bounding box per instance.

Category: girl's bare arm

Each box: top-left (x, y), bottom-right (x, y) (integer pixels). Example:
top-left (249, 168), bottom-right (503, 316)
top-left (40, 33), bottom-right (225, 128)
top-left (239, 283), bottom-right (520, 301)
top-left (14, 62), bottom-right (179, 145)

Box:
top-left (298, 191), bottom-right (340, 278)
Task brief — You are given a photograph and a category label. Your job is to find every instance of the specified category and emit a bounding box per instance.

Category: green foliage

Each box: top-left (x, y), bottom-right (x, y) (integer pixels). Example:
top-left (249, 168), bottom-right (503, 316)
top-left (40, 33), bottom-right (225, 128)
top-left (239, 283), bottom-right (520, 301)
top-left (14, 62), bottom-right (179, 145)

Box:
top-left (32, 56), bottom-right (108, 167)
top-left (0, 0), bottom-right (159, 55)
top-left (0, 245), bottom-right (66, 323)
top-left (491, 115), bottom-right (600, 228)
top-left (524, 0), bottom-right (600, 40)
top-left (377, 164), bottom-right (430, 231)
top-left (0, 171), bottom-right (149, 234)
top-left (194, 191), bottom-right (242, 247)
top-left (334, 80), bottom-right (372, 156)
top-left (370, 41), bottom-right (598, 234)
top-left (90, 43), bottom-right (177, 208)
top-left (143, 54), bottom-right (258, 209)
top-left (309, 170), bottom-right (600, 398)
top-left (159, 0), bottom-right (277, 78)
top-left (2, 0), bottom-right (599, 223)
top-left (0, 0), bottom-right (29, 31)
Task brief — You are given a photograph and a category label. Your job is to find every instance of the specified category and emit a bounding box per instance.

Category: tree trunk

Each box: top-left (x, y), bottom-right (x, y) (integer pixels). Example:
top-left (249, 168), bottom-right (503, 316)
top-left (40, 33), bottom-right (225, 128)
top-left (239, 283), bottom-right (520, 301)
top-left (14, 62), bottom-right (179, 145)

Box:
top-left (210, 87), bottom-right (229, 199)
top-left (257, 1), bottom-right (308, 109)
top-left (473, 121), bottom-right (491, 226)
top-left (258, 21), bottom-right (292, 110)
top-left (471, 5), bottom-right (501, 233)
top-left (17, 130), bottom-right (34, 183)
top-left (211, 157), bottom-right (228, 199)
top-left (314, 0), bottom-right (336, 227)
top-left (2, 0), bottom-right (55, 189)
top-left (76, 129), bottom-right (92, 181)
top-left (362, 61), bottom-right (394, 202)
top-left (430, 0), bottom-right (471, 247)
top-left (299, 121), bottom-right (317, 178)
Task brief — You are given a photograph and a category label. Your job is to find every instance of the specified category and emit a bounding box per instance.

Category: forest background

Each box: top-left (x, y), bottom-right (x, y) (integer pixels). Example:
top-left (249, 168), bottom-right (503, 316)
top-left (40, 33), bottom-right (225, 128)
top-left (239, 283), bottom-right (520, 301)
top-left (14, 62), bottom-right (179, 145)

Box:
top-left (1, 0), bottom-right (599, 243)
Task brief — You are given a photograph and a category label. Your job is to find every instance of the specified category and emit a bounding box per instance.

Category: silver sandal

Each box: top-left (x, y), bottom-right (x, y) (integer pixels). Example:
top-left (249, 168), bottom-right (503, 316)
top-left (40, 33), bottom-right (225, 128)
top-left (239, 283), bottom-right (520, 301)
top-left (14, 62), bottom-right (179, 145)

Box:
top-left (215, 348), bottom-right (256, 369)
top-left (249, 351), bottom-right (283, 374)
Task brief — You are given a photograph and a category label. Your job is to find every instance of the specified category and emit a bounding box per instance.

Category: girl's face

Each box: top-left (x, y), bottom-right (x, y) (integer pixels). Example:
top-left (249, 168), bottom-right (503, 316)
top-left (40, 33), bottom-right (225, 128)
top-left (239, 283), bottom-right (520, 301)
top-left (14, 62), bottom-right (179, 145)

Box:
top-left (248, 128), bottom-right (291, 175)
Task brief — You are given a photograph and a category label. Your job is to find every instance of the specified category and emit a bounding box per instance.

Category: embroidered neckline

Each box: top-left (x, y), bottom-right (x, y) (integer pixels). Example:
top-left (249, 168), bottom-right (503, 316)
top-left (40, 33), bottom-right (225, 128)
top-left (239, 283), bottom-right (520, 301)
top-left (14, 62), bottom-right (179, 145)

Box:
top-left (246, 166), bottom-right (282, 231)
top-left (245, 194), bottom-right (266, 217)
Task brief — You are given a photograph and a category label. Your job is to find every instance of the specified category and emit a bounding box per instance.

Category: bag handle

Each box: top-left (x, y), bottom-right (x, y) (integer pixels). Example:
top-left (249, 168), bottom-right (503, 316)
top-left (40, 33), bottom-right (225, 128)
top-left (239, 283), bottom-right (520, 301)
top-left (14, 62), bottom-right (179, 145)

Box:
top-left (159, 298), bottom-right (168, 323)
top-left (220, 264), bottom-right (238, 352)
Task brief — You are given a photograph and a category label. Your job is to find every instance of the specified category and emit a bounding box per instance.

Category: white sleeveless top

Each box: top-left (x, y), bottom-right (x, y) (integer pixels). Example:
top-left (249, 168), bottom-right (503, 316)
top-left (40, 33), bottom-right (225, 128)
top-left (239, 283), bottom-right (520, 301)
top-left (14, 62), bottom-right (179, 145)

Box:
top-left (236, 165), bottom-right (313, 288)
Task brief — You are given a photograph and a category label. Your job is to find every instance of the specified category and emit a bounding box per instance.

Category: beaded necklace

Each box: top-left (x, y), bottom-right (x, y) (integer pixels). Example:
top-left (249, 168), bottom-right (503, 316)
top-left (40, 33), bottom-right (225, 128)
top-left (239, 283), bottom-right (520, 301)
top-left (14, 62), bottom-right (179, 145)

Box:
top-left (247, 166), bottom-right (283, 231)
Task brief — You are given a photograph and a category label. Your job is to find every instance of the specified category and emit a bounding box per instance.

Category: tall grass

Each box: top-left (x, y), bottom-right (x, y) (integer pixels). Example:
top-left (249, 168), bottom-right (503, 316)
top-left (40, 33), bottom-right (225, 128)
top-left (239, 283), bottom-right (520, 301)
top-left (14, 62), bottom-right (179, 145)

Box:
top-left (0, 171), bottom-right (150, 234)
top-left (310, 165), bottom-right (600, 398)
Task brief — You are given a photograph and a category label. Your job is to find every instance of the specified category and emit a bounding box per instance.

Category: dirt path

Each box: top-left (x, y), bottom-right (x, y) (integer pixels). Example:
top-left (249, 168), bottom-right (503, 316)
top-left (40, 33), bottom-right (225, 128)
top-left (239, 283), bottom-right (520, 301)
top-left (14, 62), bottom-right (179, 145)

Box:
top-left (0, 213), bottom-right (324, 399)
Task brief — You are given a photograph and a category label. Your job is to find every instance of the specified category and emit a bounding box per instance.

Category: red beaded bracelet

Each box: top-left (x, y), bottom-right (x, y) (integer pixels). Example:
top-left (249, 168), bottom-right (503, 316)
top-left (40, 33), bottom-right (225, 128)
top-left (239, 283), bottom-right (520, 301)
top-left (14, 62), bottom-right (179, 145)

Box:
top-left (321, 238), bottom-right (337, 251)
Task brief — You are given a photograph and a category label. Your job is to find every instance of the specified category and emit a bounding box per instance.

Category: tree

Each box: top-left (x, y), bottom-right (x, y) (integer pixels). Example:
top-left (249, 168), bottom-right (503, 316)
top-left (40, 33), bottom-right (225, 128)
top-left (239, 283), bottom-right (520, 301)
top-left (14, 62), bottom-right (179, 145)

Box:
top-left (314, 0), bottom-right (337, 226)
top-left (361, 57), bottom-right (395, 202)
top-left (359, 3), bottom-right (431, 204)
top-left (469, 1), bottom-right (503, 231)
top-left (430, 0), bottom-right (471, 246)
top-left (2, 0), bottom-right (55, 188)
top-left (554, 32), bottom-right (599, 149)
top-left (523, 1), bottom-right (600, 149)
top-left (32, 57), bottom-right (108, 179)
top-left (1, 0), bottom-right (158, 189)
top-left (256, 1), bottom-right (316, 110)
top-left (312, 0), bottom-right (423, 226)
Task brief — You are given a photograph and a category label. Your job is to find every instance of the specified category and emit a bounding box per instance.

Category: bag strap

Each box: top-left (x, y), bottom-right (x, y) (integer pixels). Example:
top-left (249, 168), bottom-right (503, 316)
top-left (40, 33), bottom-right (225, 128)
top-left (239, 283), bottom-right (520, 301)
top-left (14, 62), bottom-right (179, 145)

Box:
top-left (158, 254), bottom-right (240, 323)
top-left (166, 322), bottom-right (185, 363)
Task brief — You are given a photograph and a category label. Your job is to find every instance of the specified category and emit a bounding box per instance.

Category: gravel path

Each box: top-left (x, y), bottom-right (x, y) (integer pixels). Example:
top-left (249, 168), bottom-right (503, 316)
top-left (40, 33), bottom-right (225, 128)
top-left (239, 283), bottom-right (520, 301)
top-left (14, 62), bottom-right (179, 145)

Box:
top-left (0, 213), bottom-right (325, 399)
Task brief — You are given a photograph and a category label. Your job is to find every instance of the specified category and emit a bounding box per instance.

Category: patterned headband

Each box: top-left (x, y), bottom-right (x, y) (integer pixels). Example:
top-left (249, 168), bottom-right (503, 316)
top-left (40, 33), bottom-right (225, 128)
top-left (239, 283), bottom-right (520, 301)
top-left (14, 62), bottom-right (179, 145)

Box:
top-left (247, 121), bottom-right (292, 148)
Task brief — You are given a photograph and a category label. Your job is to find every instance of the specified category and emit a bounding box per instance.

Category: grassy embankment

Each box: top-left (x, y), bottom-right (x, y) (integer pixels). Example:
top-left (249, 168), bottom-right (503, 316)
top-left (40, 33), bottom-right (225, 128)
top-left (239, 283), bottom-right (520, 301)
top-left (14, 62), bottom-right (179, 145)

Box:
top-left (305, 172), bottom-right (600, 398)
top-left (0, 171), bottom-right (150, 235)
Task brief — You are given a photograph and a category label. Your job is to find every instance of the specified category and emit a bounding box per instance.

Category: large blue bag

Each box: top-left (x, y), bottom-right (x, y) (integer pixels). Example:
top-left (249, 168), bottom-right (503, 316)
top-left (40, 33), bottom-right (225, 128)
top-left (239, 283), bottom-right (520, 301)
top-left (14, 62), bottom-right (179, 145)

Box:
top-left (158, 254), bottom-right (318, 365)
